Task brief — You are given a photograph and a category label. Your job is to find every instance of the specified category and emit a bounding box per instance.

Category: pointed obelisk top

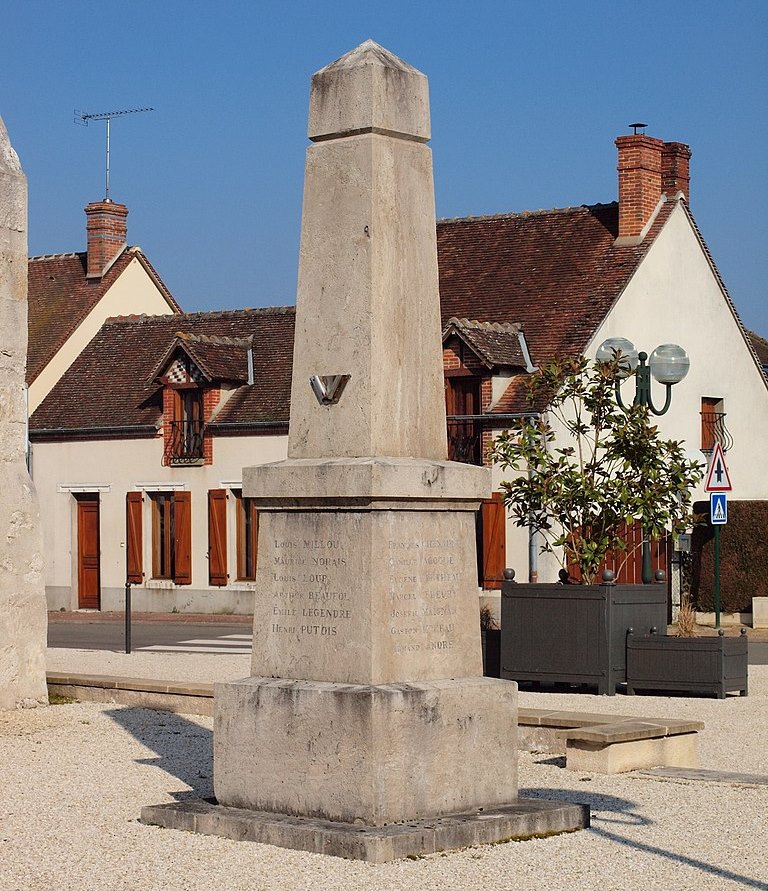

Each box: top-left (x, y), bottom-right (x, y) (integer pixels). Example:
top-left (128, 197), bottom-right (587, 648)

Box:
top-left (0, 116), bottom-right (23, 175)
top-left (309, 39), bottom-right (430, 143)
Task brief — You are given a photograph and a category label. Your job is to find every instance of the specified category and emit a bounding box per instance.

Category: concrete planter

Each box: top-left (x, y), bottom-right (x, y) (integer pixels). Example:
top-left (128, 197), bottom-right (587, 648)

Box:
top-left (500, 577), bottom-right (667, 695)
top-left (626, 629), bottom-right (748, 698)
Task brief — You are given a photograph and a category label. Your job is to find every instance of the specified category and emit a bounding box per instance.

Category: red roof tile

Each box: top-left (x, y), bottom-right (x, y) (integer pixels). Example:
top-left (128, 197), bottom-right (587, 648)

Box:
top-left (30, 308), bottom-right (295, 434)
top-left (443, 318), bottom-right (529, 369)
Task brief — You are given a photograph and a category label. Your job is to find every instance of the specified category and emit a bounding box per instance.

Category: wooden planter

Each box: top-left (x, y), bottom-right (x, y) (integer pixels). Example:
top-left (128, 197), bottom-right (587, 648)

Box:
top-left (626, 629), bottom-right (748, 698)
top-left (500, 577), bottom-right (667, 695)
top-left (481, 628), bottom-right (501, 678)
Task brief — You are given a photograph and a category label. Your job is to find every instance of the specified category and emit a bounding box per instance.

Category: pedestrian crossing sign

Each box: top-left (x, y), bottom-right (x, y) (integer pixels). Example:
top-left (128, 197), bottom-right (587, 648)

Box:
top-left (710, 492), bottom-right (727, 525)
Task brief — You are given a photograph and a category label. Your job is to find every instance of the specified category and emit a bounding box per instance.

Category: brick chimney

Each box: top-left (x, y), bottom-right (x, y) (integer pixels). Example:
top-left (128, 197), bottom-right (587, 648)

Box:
top-left (615, 134), bottom-right (664, 240)
top-left (661, 141), bottom-right (691, 203)
top-left (85, 199), bottom-right (128, 278)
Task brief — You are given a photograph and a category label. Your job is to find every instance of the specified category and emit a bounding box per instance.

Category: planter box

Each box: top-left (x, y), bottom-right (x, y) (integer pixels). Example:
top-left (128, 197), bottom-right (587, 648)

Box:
top-left (500, 579), bottom-right (667, 695)
top-left (626, 630), bottom-right (748, 698)
top-left (481, 628), bottom-right (501, 678)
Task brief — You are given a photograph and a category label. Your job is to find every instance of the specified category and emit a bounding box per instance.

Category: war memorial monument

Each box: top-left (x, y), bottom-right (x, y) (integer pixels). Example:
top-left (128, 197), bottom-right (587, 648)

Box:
top-left (143, 40), bottom-right (588, 861)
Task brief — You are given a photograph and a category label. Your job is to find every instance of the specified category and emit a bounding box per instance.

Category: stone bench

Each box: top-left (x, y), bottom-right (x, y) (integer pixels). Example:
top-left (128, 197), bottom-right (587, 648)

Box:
top-left (518, 707), bottom-right (703, 774)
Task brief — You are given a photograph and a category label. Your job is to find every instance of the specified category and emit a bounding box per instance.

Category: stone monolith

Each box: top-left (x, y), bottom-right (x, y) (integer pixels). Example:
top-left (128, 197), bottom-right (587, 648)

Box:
top-left (142, 41), bottom-right (587, 859)
top-left (0, 116), bottom-right (48, 710)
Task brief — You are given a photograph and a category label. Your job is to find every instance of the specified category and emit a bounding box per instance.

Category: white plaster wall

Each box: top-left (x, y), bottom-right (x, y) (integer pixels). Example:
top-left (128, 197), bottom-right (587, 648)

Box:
top-left (587, 202), bottom-right (768, 502)
top-left (490, 203), bottom-right (768, 584)
top-left (32, 432), bottom-right (288, 611)
top-left (28, 257), bottom-right (176, 413)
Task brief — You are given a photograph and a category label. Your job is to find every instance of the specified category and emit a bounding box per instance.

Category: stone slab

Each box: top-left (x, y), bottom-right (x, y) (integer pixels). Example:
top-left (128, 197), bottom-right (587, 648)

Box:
top-left (642, 767), bottom-right (768, 785)
top-left (557, 719), bottom-right (704, 745)
top-left (565, 731), bottom-right (699, 774)
top-left (141, 797), bottom-right (589, 863)
top-left (244, 457), bottom-right (489, 508)
top-left (518, 708), bottom-right (634, 728)
top-left (753, 597), bottom-right (768, 629)
top-left (214, 676), bottom-right (517, 825)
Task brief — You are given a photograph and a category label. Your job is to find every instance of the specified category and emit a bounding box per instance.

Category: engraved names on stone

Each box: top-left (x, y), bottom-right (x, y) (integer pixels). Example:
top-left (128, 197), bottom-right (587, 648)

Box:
top-left (266, 532), bottom-right (459, 656)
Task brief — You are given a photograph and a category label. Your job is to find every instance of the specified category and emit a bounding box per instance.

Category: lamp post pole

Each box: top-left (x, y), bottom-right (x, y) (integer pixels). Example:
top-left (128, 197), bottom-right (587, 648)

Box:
top-left (597, 339), bottom-right (690, 584)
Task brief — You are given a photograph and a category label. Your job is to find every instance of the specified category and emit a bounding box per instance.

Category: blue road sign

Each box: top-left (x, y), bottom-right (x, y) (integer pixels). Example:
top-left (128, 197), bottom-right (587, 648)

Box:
top-left (710, 492), bottom-right (728, 525)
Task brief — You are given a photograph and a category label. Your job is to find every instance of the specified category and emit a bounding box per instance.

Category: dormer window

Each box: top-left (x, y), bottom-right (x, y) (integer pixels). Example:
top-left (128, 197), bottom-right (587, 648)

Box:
top-left (168, 386), bottom-right (205, 464)
top-left (150, 331), bottom-right (253, 468)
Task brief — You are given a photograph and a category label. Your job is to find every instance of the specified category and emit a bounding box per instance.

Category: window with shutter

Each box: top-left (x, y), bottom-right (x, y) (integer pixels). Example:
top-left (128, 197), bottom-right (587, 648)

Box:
top-left (150, 491), bottom-right (192, 584)
top-left (208, 489), bottom-right (228, 586)
top-left (126, 492), bottom-right (144, 583)
top-left (479, 493), bottom-right (506, 589)
top-left (174, 491), bottom-right (192, 585)
top-left (234, 489), bottom-right (258, 581)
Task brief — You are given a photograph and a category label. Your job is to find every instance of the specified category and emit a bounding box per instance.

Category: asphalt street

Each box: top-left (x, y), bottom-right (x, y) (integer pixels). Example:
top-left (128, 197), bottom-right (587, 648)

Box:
top-left (48, 619), bottom-right (768, 664)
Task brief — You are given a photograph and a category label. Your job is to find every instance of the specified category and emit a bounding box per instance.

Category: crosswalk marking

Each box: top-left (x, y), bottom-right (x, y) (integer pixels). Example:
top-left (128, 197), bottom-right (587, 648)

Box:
top-left (140, 645), bottom-right (252, 654)
top-left (138, 632), bottom-right (253, 655)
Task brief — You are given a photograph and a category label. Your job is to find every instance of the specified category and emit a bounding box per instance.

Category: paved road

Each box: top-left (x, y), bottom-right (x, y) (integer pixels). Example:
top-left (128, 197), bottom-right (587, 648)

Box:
top-left (48, 621), bottom-right (252, 655)
top-left (47, 619), bottom-right (768, 664)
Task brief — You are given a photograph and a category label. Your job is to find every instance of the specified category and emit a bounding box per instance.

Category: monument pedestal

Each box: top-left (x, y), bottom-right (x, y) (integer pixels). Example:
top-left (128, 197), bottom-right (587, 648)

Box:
top-left (214, 676), bottom-right (517, 824)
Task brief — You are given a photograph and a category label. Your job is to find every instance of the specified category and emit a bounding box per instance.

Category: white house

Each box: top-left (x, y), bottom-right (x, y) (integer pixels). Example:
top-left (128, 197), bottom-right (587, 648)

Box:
top-left (27, 199), bottom-right (179, 415)
top-left (29, 132), bottom-right (768, 613)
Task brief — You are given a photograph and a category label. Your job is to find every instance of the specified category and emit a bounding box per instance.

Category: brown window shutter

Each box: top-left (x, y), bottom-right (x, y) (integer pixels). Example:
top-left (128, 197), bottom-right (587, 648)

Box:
top-left (208, 489), bottom-right (228, 586)
top-left (481, 493), bottom-right (506, 589)
top-left (174, 491), bottom-right (192, 585)
top-left (126, 492), bottom-right (143, 584)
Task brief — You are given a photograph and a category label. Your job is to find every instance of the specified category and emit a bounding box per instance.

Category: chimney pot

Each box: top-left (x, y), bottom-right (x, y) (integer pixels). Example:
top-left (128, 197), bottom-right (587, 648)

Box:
top-left (85, 200), bottom-right (128, 278)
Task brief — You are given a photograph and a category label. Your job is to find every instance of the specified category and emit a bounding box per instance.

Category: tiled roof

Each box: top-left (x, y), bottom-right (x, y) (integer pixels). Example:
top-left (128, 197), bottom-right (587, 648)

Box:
top-left (437, 200), bottom-right (675, 413)
top-left (27, 247), bottom-right (180, 385)
top-left (443, 317), bottom-right (528, 369)
top-left (30, 308), bottom-right (295, 433)
top-left (747, 329), bottom-right (768, 371)
top-left (31, 199), bottom-right (685, 434)
top-left (148, 333), bottom-right (253, 384)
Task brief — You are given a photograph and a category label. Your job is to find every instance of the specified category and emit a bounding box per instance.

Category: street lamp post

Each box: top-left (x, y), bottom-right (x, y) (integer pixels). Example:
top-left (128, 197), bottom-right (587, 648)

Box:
top-left (597, 337), bottom-right (690, 583)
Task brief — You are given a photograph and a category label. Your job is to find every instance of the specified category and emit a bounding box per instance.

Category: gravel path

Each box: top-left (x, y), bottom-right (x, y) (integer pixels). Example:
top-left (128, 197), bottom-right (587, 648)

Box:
top-left (0, 654), bottom-right (764, 890)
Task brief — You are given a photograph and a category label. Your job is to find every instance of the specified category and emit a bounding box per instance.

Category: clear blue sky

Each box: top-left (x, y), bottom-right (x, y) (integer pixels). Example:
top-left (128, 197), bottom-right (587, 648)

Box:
top-left (2, 1), bottom-right (767, 333)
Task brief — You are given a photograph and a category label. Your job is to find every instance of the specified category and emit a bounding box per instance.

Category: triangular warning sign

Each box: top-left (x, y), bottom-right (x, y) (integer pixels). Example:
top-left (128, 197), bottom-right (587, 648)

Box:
top-left (704, 442), bottom-right (732, 492)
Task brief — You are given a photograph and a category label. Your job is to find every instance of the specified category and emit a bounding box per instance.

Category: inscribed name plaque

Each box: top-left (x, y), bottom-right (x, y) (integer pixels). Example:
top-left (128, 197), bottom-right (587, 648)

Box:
top-left (251, 509), bottom-right (482, 684)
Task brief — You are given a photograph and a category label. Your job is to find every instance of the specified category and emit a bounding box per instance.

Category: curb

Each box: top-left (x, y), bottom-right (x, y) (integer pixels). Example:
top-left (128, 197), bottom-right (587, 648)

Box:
top-left (47, 672), bottom-right (214, 717)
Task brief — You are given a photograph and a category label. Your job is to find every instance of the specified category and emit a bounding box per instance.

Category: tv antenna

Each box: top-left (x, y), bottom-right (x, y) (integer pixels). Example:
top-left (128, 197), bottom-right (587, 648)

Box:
top-left (74, 106), bottom-right (154, 200)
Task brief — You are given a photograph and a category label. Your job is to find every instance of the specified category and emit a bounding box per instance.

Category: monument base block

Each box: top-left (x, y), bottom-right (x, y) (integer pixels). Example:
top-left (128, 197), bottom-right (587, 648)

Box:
top-left (214, 676), bottom-right (517, 825)
top-left (141, 797), bottom-right (589, 863)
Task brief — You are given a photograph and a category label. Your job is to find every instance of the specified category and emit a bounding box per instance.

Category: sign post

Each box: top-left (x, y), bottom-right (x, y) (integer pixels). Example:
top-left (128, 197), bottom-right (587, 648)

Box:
top-left (705, 444), bottom-right (732, 630)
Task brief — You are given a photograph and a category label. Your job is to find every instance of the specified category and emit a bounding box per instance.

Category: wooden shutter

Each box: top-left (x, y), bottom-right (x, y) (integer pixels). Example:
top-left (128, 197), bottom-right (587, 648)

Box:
top-left (126, 492), bottom-right (144, 583)
top-left (208, 489), bottom-right (228, 586)
top-left (481, 493), bottom-right (506, 589)
top-left (174, 491), bottom-right (192, 585)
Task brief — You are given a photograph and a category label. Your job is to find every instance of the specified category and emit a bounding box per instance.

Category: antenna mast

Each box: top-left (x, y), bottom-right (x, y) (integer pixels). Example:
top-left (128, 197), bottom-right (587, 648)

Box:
top-left (74, 106), bottom-right (154, 200)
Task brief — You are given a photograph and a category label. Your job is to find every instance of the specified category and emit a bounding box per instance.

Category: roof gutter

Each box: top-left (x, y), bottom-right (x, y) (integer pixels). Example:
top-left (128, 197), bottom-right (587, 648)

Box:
top-left (447, 413), bottom-right (541, 421)
top-left (207, 420), bottom-right (289, 431)
top-left (30, 425), bottom-right (158, 439)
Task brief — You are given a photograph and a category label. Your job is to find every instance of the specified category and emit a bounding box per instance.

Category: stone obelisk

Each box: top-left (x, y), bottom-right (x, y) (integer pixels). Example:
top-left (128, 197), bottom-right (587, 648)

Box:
top-left (0, 116), bottom-right (48, 710)
top-left (143, 41), bottom-right (587, 859)
top-left (219, 37), bottom-right (515, 820)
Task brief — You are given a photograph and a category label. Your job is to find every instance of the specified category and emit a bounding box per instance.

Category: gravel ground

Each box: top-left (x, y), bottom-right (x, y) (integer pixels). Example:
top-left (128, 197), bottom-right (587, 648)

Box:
top-left (0, 653), bottom-right (764, 891)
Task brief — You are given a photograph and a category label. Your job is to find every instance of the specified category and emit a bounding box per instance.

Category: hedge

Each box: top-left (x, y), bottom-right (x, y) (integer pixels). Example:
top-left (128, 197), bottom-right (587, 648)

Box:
top-left (690, 500), bottom-right (768, 612)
